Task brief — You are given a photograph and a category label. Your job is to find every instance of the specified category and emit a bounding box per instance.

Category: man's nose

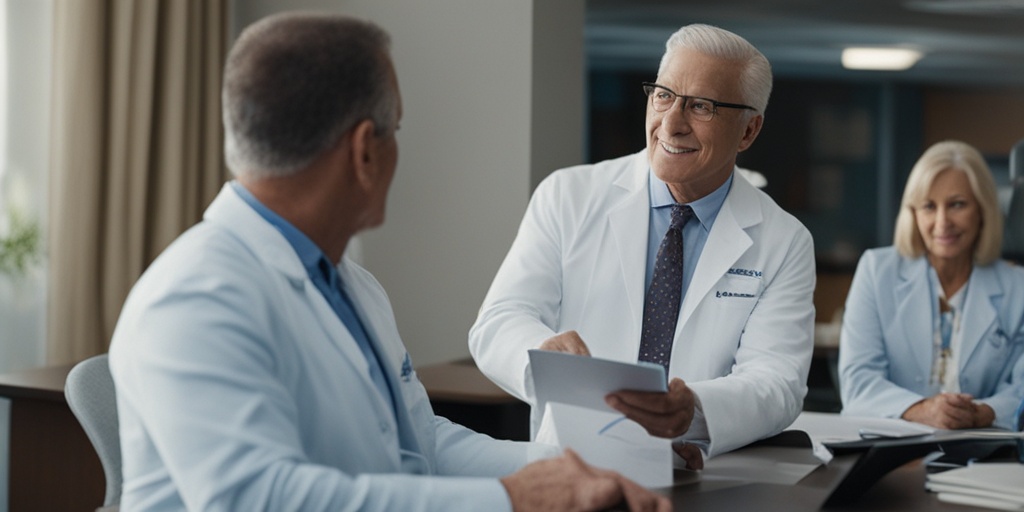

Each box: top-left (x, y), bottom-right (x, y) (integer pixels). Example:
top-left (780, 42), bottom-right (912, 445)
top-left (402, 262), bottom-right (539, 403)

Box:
top-left (660, 101), bottom-right (693, 133)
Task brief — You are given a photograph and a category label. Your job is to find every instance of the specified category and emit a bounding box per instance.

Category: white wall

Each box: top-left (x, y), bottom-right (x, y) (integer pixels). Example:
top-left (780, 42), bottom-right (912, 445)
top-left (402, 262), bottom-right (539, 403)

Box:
top-left (232, 1), bottom-right (584, 366)
top-left (0, 0), bottom-right (50, 373)
top-left (0, 2), bottom-right (53, 508)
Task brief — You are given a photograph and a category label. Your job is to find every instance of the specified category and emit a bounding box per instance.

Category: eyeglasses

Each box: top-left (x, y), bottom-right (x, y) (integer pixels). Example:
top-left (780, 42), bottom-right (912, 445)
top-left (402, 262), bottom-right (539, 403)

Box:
top-left (642, 82), bottom-right (757, 122)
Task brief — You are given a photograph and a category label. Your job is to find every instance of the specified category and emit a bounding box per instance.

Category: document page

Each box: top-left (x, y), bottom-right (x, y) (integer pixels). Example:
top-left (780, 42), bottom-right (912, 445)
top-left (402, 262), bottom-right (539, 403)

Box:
top-left (528, 349), bottom-right (666, 412)
top-left (529, 350), bottom-right (671, 487)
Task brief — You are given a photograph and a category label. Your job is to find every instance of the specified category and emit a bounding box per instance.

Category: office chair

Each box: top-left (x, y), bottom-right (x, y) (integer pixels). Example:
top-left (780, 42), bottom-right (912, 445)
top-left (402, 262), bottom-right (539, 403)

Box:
top-left (1005, 139), bottom-right (1024, 262)
top-left (65, 354), bottom-right (121, 510)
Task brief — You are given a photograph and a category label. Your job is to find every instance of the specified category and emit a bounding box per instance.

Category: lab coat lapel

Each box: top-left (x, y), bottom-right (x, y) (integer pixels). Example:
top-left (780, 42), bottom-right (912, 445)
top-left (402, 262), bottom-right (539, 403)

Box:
top-left (608, 153), bottom-right (654, 337)
top-left (208, 185), bottom-right (396, 424)
top-left (678, 174), bottom-right (753, 329)
top-left (897, 257), bottom-right (934, 377)
top-left (337, 261), bottom-right (424, 456)
top-left (958, 265), bottom-right (999, 371)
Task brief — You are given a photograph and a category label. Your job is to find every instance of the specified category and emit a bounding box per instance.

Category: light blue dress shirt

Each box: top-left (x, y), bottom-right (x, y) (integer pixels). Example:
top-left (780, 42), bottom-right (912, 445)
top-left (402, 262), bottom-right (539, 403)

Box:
top-left (645, 170), bottom-right (733, 298)
top-left (231, 181), bottom-right (397, 417)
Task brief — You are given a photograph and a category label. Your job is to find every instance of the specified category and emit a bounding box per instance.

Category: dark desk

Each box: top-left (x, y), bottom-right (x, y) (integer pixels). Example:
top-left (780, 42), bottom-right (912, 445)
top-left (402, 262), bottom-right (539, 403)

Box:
top-left (665, 455), bottom-right (989, 511)
top-left (0, 364), bottom-right (104, 511)
top-left (842, 459), bottom-right (989, 511)
top-left (418, 359), bottom-right (991, 510)
top-left (417, 358), bottom-right (530, 441)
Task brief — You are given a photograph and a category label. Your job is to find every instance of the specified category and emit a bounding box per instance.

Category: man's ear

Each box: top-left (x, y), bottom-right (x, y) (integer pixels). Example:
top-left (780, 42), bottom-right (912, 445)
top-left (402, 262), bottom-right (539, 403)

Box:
top-left (737, 114), bottom-right (764, 153)
top-left (349, 118), bottom-right (378, 190)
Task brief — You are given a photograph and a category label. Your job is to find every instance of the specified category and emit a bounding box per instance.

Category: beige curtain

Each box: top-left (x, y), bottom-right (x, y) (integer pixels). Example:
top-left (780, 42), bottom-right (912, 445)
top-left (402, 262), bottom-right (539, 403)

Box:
top-left (48, 0), bottom-right (229, 365)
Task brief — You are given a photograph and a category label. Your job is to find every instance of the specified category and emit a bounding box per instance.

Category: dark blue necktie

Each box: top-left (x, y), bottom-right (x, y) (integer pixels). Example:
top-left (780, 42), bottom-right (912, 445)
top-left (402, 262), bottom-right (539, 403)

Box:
top-left (638, 204), bottom-right (693, 372)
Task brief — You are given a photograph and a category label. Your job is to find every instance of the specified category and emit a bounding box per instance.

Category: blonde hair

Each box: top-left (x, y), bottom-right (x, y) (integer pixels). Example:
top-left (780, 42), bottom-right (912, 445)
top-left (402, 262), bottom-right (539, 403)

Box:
top-left (893, 140), bottom-right (1003, 265)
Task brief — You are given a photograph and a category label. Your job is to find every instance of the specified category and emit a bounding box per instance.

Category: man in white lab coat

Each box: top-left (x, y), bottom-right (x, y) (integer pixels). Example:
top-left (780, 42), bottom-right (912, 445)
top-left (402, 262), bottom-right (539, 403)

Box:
top-left (470, 24), bottom-right (816, 463)
top-left (108, 12), bottom-right (669, 512)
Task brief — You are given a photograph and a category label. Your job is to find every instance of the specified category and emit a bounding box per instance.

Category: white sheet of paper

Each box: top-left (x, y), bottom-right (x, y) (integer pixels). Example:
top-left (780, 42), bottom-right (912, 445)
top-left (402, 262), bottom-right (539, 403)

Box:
top-left (528, 349), bottom-right (666, 412)
top-left (787, 411), bottom-right (937, 462)
top-left (545, 402), bottom-right (673, 488)
top-left (788, 411), bottom-right (935, 444)
top-left (927, 463), bottom-right (1024, 498)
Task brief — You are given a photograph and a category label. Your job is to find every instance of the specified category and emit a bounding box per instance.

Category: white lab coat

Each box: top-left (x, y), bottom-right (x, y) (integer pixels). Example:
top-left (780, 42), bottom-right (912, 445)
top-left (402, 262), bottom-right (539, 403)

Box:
top-left (110, 184), bottom-right (546, 511)
top-left (839, 247), bottom-right (1024, 428)
top-left (470, 150), bottom-right (816, 456)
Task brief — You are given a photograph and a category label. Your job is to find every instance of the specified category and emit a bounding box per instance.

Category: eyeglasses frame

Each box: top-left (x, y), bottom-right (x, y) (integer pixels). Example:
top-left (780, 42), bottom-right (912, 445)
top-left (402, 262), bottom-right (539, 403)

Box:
top-left (641, 82), bottom-right (757, 120)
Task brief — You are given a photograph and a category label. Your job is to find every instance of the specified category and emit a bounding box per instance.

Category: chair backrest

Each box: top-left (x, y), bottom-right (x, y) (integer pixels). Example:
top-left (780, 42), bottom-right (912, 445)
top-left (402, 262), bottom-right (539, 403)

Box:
top-left (1005, 139), bottom-right (1024, 261)
top-left (65, 354), bottom-right (121, 508)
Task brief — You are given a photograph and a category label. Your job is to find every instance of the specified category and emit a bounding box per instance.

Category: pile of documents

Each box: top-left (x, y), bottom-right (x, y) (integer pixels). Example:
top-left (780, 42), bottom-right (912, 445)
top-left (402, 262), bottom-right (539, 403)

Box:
top-left (925, 463), bottom-right (1024, 511)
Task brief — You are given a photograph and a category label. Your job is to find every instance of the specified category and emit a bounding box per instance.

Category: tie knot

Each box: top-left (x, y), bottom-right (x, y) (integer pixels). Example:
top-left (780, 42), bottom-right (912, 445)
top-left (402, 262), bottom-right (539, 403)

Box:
top-left (670, 205), bottom-right (694, 230)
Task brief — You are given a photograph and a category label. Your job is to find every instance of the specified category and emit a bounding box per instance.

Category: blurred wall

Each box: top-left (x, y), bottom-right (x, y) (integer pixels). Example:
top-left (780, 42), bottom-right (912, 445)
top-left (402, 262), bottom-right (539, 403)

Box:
top-left (231, 1), bottom-right (585, 366)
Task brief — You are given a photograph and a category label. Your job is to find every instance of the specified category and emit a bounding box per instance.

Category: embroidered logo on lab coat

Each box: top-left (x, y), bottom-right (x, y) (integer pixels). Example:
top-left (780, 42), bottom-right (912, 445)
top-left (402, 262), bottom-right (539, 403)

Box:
top-left (716, 290), bottom-right (756, 298)
top-left (400, 353), bottom-right (414, 382)
top-left (726, 267), bottom-right (762, 278)
top-left (716, 269), bottom-right (762, 299)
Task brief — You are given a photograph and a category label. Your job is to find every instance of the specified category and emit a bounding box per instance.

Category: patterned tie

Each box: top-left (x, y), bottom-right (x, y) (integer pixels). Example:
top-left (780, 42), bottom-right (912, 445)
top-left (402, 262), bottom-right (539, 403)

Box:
top-left (638, 204), bottom-right (694, 372)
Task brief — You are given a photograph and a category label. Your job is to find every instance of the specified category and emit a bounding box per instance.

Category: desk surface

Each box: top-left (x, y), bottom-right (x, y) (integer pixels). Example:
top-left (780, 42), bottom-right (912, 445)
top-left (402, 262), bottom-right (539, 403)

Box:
top-left (848, 459), bottom-right (989, 512)
top-left (664, 455), bottom-right (988, 511)
top-left (0, 363), bottom-right (106, 511)
top-left (0, 363), bottom-right (74, 402)
top-left (417, 358), bottom-right (521, 405)
top-left (0, 363), bottom-right (994, 511)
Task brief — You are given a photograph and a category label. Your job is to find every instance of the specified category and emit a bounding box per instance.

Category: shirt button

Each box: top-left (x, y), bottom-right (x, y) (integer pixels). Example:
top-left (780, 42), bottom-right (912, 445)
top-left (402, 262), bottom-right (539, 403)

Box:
top-left (379, 421), bottom-right (390, 433)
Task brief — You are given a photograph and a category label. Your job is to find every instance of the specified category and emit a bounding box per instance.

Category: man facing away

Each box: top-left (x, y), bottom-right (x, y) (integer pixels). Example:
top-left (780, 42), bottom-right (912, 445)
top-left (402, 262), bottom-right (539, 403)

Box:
top-left (470, 24), bottom-right (816, 466)
top-left (108, 12), bottom-right (669, 512)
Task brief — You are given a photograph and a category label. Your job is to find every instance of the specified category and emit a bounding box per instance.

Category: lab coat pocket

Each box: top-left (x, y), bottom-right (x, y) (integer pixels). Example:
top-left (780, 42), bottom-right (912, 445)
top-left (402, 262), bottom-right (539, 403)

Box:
top-left (971, 326), bottom-right (1021, 382)
top-left (984, 326), bottom-right (1024, 352)
top-left (397, 353), bottom-right (437, 459)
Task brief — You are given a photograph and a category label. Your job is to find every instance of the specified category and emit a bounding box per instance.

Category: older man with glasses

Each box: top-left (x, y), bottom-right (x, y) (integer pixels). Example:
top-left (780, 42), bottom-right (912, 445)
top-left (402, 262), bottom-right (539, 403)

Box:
top-left (470, 24), bottom-right (816, 467)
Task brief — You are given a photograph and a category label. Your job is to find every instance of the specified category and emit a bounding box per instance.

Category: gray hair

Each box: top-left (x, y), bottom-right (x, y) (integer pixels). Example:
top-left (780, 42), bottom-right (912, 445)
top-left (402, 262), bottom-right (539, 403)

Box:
top-left (223, 12), bottom-right (397, 180)
top-left (659, 24), bottom-right (772, 114)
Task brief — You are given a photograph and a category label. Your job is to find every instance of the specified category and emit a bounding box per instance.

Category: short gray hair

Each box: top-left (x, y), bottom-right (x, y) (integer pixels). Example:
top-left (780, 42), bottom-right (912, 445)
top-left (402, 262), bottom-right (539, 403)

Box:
top-left (659, 24), bottom-right (772, 115)
top-left (894, 140), bottom-right (1003, 265)
top-left (223, 12), bottom-right (397, 180)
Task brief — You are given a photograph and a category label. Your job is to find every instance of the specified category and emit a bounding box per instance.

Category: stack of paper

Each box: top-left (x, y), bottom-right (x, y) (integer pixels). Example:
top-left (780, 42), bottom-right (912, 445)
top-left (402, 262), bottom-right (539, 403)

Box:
top-left (925, 463), bottom-right (1024, 511)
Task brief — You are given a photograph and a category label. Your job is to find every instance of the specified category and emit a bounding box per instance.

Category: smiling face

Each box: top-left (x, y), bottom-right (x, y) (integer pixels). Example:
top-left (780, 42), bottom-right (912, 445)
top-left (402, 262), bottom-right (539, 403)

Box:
top-left (646, 48), bottom-right (764, 203)
top-left (914, 168), bottom-right (982, 267)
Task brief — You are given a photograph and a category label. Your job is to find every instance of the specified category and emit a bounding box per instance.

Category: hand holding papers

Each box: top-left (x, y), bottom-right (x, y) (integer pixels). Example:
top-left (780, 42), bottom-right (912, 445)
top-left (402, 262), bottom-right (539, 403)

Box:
top-left (529, 349), bottom-right (667, 411)
top-left (528, 350), bottom-right (673, 487)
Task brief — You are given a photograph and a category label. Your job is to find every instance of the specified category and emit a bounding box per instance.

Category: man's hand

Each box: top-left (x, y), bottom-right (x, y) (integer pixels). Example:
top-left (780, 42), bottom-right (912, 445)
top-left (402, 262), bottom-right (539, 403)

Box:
top-left (605, 378), bottom-right (696, 439)
top-left (500, 449), bottom-right (671, 512)
top-left (902, 393), bottom-right (994, 429)
top-left (672, 442), bottom-right (704, 470)
top-left (538, 330), bottom-right (591, 356)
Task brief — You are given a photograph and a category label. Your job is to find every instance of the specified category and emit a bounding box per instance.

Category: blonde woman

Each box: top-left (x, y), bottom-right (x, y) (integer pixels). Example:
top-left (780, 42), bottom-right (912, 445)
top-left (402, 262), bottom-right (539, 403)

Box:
top-left (839, 140), bottom-right (1024, 430)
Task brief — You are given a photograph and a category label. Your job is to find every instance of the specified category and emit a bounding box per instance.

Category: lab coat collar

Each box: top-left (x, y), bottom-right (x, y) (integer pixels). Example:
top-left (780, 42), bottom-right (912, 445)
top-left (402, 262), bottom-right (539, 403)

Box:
top-left (205, 184), bottom-right (417, 453)
top-left (958, 263), bottom-right (1000, 372)
top-left (896, 256), bottom-right (939, 377)
top-left (609, 151), bottom-right (656, 332)
top-left (204, 183), bottom-right (309, 284)
top-left (607, 151), bottom-right (762, 341)
top-left (338, 259), bottom-right (426, 459)
top-left (679, 170), bottom-right (757, 329)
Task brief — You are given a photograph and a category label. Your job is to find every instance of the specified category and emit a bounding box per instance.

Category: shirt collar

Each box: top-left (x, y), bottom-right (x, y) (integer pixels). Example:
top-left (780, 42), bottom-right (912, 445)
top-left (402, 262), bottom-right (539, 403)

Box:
top-left (230, 181), bottom-right (332, 281)
top-left (648, 168), bottom-right (734, 231)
